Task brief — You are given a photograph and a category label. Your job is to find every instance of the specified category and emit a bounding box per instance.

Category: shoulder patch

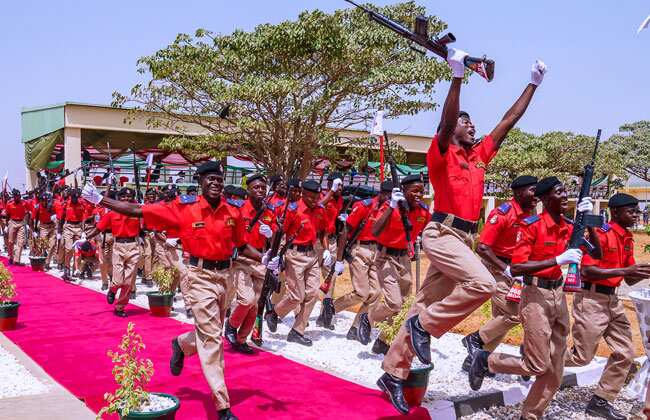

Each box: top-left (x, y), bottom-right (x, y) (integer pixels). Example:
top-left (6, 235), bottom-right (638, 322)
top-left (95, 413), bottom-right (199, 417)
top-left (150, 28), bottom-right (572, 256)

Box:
top-left (522, 215), bottom-right (541, 225)
top-left (600, 223), bottom-right (611, 233)
top-left (269, 200), bottom-right (284, 210)
top-left (288, 202), bottom-right (298, 211)
top-left (179, 194), bottom-right (197, 204)
top-left (226, 198), bottom-right (244, 208)
top-left (497, 202), bottom-right (512, 214)
top-left (362, 198), bottom-right (373, 206)
top-left (418, 200), bottom-right (429, 210)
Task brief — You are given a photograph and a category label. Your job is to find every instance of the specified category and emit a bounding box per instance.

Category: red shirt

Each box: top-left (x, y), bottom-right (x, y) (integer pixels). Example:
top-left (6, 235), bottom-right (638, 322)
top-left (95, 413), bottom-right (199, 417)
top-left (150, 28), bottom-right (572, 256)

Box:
top-left (32, 202), bottom-right (56, 224)
top-left (142, 195), bottom-right (245, 261)
top-left (76, 242), bottom-right (98, 258)
top-left (346, 197), bottom-right (380, 242)
top-left (57, 200), bottom-right (86, 223)
top-left (427, 134), bottom-right (498, 222)
top-left (581, 222), bottom-right (635, 287)
top-left (479, 199), bottom-right (531, 259)
top-left (5, 200), bottom-right (29, 220)
top-left (512, 210), bottom-right (574, 279)
top-left (240, 199), bottom-right (276, 250)
top-left (284, 199), bottom-right (327, 246)
top-left (269, 194), bottom-right (286, 209)
top-left (375, 201), bottom-right (430, 250)
top-left (324, 195), bottom-right (344, 235)
top-left (96, 211), bottom-right (141, 238)
top-left (82, 199), bottom-right (95, 220)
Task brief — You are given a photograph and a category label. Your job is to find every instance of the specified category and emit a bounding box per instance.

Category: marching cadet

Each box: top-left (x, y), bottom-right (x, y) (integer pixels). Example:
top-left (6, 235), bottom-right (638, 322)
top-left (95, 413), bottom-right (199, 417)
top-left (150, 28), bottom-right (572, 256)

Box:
top-left (5, 189), bottom-right (29, 265)
top-left (86, 187), bottom-right (142, 317)
top-left (468, 177), bottom-right (597, 420)
top-left (83, 161), bottom-right (260, 420)
top-left (264, 179), bottom-right (330, 347)
top-left (186, 185), bottom-right (198, 196)
top-left (566, 193), bottom-right (650, 420)
top-left (357, 175), bottom-right (429, 354)
top-left (268, 175), bottom-right (287, 207)
top-left (324, 180), bottom-right (392, 340)
top-left (376, 48), bottom-right (547, 414)
top-left (461, 175), bottom-right (537, 369)
top-left (75, 240), bottom-right (98, 279)
top-left (32, 193), bottom-right (58, 270)
top-left (57, 188), bottom-right (87, 280)
top-left (141, 188), bottom-right (159, 287)
top-left (226, 173), bottom-right (274, 354)
top-left (95, 191), bottom-right (114, 290)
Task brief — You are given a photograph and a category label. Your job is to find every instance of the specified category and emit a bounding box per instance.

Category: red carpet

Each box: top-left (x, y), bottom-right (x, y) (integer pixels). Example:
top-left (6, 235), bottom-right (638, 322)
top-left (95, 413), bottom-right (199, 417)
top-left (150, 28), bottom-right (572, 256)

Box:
top-left (1, 260), bottom-right (430, 419)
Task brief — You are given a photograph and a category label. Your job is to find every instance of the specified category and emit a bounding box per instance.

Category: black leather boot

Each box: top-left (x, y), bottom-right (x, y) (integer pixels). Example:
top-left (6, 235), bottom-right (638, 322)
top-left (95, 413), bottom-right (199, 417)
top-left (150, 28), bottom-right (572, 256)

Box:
top-left (346, 326), bottom-right (359, 341)
top-left (113, 308), bottom-right (128, 318)
top-left (520, 345), bottom-right (531, 381)
top-left (376, 373), bottom-right (409, 415)
top-left (106, 290), bottom-right (116, 304)
top-left (264, 310), bottom-right (278, 333)
top-left (232, 341), bottom-right (255, 355)
top-left (170, 338), bottom-right (184, 376)
top-left (468, 350), bottom-right (490, 391)
top-left (462, 331), bottom-right (484, 358)
top-left (218, 408), bottom-right (238, 420)
top-left (406, 315), bottom-right (431, 365)
top-left (287, 329), bottom-right (312, 346)
top-left (321, 298), bottom-right (335, 330)
top-left (224, 321), bottom-right (237, 345)
top-left (357, 313), bottom-right (371, 345)
top-left (371, 338), bottom-right (389, 355)
top-left (585, 395), bottom-right (627, 420)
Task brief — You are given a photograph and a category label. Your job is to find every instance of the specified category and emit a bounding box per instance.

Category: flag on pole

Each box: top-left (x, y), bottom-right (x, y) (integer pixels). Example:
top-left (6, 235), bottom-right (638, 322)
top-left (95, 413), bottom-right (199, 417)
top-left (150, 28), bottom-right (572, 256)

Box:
top-left (145, 153), bottom-right (154, 169)
top-left (638, 14), bottom-right (650, 34)
top-left (371, 111), bottom-right (385, 182)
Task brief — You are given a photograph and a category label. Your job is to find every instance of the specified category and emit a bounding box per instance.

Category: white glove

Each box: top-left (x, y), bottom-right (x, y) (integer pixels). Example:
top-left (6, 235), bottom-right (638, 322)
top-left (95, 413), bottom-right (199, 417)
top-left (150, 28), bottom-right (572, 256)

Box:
top-left (56, 233), bottom-right (62, 240)
top-left (334, 260), bottom-right (345, 276)
top-left (73, 240), bottom-right (84, 250)
top-left (447, 48), bottom-right (468, 78)
top-left (165, 238), bottom-right (178, 247)
top-left (32, 232), bottom-right (38, 239)
top-left (82, 182), bottom-right (103, 205)
top-left (266, 255), bottom-right (280, 271)
top-left (50, 215), bottom-right (57, 223)
top-left (80, 232), bottom-right (87, 241)
top-left (389, 188), bottom-right (405, 209)
top-left (258, 223), bottom-right (272, 239)
top-left (322, 249), bottom-right (333, 267)
top-left (577, 197), bottom-right (593, 214)
top-left (555, 248), bottom-right (583, 265)
top-left (261, 250), bottom-right (271, 266)
top-left (502, 265), bottom-right (512, 280)
top-left (107, 173), bottom-right (116, 185)
top-left (530, 59), bottom-right (547, 86)
top-left (337, 213), bottom-right (348, 223)
top-left (331, 178), bottom-right (343, 192)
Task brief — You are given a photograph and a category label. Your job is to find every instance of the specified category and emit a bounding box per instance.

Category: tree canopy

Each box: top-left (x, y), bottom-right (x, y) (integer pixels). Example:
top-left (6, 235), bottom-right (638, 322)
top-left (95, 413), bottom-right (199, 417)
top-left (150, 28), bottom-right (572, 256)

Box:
top-left (113, 2), bottom-right (451, 176)
top-left (608, 121), bottom-right (650, 182)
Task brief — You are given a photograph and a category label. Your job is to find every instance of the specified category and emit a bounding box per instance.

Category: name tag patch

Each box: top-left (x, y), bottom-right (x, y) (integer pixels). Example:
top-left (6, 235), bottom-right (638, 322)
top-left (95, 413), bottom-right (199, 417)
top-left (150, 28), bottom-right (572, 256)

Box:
top-left (192, 221), bottom-right (205, 229)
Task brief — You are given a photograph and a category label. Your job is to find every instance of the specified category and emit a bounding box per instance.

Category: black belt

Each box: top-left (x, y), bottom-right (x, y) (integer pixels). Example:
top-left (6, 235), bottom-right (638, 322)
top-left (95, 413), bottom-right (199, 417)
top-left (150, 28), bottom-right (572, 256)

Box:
top-left (496, 255), bottom-right (512, 265)
top-left (359, 240), bottom-right (376, 246)
top-left (115, 237), bottom-right (137, 243)
top-left (377, 244), bottom-right (407, 257)
top-left (289, 244), bottom-right (314, 253)
top-left (431, 212), bottom-right (478, 234)
top-left (40, 222), bottom-right (55, 226)
top-left (66, 221), bottom-right (82, 225)
top-left (523, 275), bottom-right (563, 290)
top-left (10, 219), bottom-right (24, 222)
top-left (84, 217), bottom-right (95, 224)
top-left (188, 256), bottom-right (231, 271)
top-left (581, 281), bottom-right (617, 295)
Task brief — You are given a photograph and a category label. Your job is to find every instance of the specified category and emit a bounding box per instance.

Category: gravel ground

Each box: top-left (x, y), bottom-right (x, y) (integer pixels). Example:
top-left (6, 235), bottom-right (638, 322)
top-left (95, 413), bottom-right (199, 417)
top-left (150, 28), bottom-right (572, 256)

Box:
top-left (137, 393), bottom-right (177, 412)
top-left (0, 343), bottom-right (49, 399)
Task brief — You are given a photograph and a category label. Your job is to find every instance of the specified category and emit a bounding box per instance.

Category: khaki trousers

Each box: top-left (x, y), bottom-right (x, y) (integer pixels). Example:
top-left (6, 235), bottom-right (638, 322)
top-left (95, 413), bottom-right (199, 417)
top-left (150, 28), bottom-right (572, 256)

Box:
top-left (111, 241), bottom-right (139, 311)
top-left (274, 248), bottom-right (321, 334)
top-left (38, 223), bottom-right (57, 266)
top-left (142, 232), bottom-right (156, 280)
top-left (79, 256), bottom-right (99, 275)
top-left (368, 250), bottom-right (411, 338)
top-left (333, 243), bottom-right (380, 327)
top-left (382, 222), bottom-right (495, 379)
top-left (230, 256), bottom-right (265, 342)
top-left (63, 223), bottom-right (83, 269)
top-left (478, 268), bottom-right (521, 351)
top-left (177, 265), bottom-right (232, 410)
top-left (488, 285), bottom-right (569, 420)
top-left (98, 233), bottom-right (114, 286)
top-left (7, 219), bottom-right (26, 262)
top-left (565, 290), bottom-right (634, 401)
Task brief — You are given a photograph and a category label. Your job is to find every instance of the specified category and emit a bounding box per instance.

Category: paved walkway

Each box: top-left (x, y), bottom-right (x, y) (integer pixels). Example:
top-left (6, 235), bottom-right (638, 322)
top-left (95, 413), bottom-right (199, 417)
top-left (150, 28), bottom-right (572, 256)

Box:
top-left (0, 333), bottom-right (95, 420)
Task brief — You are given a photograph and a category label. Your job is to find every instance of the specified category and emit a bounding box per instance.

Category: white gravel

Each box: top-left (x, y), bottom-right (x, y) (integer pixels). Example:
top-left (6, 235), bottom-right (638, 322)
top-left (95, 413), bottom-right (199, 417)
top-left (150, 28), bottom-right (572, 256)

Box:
top-left (0, 343), bottom-right (49, 399)
top-left (136, 393), bottom-right (177, 413)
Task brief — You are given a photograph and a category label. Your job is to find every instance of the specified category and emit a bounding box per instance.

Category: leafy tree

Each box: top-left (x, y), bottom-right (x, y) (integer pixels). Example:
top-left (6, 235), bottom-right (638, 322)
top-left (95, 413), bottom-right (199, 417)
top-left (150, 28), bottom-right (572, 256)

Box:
top-left (608, 121), bottom-right (650, 182)
top-left (112, 2), bottom-right (450, 177)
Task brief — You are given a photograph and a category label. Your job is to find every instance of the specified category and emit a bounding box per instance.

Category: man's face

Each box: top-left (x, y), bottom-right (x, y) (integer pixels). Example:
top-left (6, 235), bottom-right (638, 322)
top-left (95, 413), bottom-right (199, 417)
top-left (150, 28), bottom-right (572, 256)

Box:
top-left (119, 192), bottom-right (134, 202)
top-left (404, 183), bottom-right (424, 206)
top-left (275, 181), bottom-right (287, 197)
top-left (145, 192), bottom-right (157, 203)
top-left (288, 186), bottom-right (301, 202)
top-left (247, 179), bottom-right (267, 201)
top-left (515, 185), bottom-right (538, 210)
top-left (378, 191), bottom-right (390, 204)
top-left (612, 205), bottom-right (639, 228)
top-left (302, 190), bottom-right (319, 208)
top-left (12, 193), bottom-right (20, 202)
top-left (200, 173), bottom-right (224, 202)
top-left (454, 116), bottom-right (476, 147)
top-left (543, 184), bottom-right (568, 214)
top-left (70, 192), bottom-right (79, 203)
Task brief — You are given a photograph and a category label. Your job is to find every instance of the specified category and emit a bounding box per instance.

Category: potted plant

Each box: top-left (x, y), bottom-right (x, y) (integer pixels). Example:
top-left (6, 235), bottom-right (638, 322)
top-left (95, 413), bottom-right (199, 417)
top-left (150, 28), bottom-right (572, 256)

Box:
top-left (97, 322), bottom-right (180, 420)
top-left (0, 264), bottom-right (19, 331)
top-left (146, 267), bottom-right (176, 317)
top-left (376, 295), bottom-right (433, 407)
top-left (29, 237), bottom-right (49, 271)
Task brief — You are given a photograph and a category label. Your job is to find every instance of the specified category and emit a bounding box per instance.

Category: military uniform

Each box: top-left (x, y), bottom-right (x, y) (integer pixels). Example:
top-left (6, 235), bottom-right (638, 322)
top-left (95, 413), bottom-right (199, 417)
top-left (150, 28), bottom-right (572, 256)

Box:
top-left (32, 200), bottom-right (58, 267)
top-left (57, 199), bottom-right (86, 273)
top-left (5, 199), bottom-right (29, 264)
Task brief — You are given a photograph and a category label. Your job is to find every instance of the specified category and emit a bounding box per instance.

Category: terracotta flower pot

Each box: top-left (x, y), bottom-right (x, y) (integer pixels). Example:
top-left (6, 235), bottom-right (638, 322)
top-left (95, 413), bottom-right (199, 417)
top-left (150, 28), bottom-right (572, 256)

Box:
top-left (29, 256), bottom-right (47, 272)
top-left (403, 364), bottom-right (434, 407)
top-left (120, 393), bottom-right (180, 420)
top-left (0, 302), bottom-right (20, 331)
top-left (146, 292), bottom-right (174, 317)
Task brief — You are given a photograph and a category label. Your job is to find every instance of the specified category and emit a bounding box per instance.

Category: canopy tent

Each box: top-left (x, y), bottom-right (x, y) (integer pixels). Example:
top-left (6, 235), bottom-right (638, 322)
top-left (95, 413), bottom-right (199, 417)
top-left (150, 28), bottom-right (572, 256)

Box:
top-left (366, 161), bottom-right (428, 176)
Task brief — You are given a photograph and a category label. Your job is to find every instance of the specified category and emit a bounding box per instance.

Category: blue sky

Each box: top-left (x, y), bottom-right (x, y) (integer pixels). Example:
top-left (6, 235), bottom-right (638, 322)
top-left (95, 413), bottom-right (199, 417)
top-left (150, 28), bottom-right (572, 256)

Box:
top-left (1, 0), bottom-right (649, 187)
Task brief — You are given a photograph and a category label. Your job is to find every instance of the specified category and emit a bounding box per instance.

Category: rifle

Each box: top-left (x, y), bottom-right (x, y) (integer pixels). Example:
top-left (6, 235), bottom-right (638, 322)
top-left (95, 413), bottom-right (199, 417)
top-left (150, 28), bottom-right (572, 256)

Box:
top-left (102, 142), bottom-right (117, 248)
top-left (345, 0), bottom-right (495, 82)
top-left (335, 182), bottom-right (363, 239)
top-left (131, 143), bottom-right (142, 203)
top-left (384, 130), bottom-right (414, 258)
top-left (564, 129), bottom-right (604, 291)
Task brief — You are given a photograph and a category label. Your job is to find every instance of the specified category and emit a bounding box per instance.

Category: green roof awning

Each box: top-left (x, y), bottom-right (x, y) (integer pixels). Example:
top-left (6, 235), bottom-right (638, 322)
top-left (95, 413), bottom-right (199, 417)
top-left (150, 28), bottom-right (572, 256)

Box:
top-left (366, 162), bottom-right (427, 175)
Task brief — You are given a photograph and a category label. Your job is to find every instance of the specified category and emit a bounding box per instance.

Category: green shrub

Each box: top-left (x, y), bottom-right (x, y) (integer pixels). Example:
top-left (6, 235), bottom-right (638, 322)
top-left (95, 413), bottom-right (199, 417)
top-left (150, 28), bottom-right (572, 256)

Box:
top-left (0, 264), bottom-right (15, 303)
top-left (376, 295), bottom-right (415, 345)
top-left (151, 266), bottom-right (177, 295)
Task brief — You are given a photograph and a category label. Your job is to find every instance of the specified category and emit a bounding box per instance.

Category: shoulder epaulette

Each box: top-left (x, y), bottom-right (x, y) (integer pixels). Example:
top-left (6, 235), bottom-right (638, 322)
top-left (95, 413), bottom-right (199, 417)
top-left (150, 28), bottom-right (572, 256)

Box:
top-left (270, 200), bottom-right (284, 210)
top-left (600, 223), bottom-right (611, 233)
top-left (497, 202), bottom-right (512, 214)
top-left (178, 195), bottom-right (197, 204)
top-left (288, 202), bottom-right (298, 211)
top-left (522, 215), bottom-right (541, 225)
top-left (418, 200), bottom-right (429, 210)
top-left (226, 198), bottom-right (244, 208)
top-left (362, 198), bottom-right (373, 206)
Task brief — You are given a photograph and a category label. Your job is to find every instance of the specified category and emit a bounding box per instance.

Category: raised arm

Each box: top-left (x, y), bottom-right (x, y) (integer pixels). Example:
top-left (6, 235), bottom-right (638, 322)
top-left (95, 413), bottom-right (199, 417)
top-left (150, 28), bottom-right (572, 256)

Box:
top-left (82, 183), bottom-right (142, 217)
top-left (437, 48), bottom-right (468, 155)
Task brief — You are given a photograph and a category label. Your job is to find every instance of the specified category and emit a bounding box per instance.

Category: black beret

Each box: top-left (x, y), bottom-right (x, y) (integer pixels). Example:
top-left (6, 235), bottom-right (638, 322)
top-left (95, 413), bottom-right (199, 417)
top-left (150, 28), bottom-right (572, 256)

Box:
top-left (302, 180), bottom-right (321, 193)
top-left (401, 174), bottom-right (423, 186)
top-left (510, 175), bottom-right (538, 190)
top-left (195, 160), bottom-right (223, 176)
top-left (287, 178), bottom-right (301, 188)
top-left (245, 173), bottom-right (267, 186)
top-left (327, 172), bottom-right (343, 181)
top-left (11, 189), bottom-right (20, 195)
top-left (145, 188), bottom-right (157, 195)
top-left (163, 184), bottom-right (177, 192)
top-left (380, 181), bottom-right (395, 192)
top-left (232, 187), bottom-right (248, 199)
top-left (459, 111), bottom-right (470, 120)
top-left (186, 185), bottom-right (197, 193)
top-left (268, 175), bottom-right (283, 184)
top-left (608, 193), bottom-right (638, 209)
top-left (117, 187), bottom-right (134, 197)
top-left (224, 185), bottom-right (236, 194)
top-left (534, 177), bottom-right (562, 197)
